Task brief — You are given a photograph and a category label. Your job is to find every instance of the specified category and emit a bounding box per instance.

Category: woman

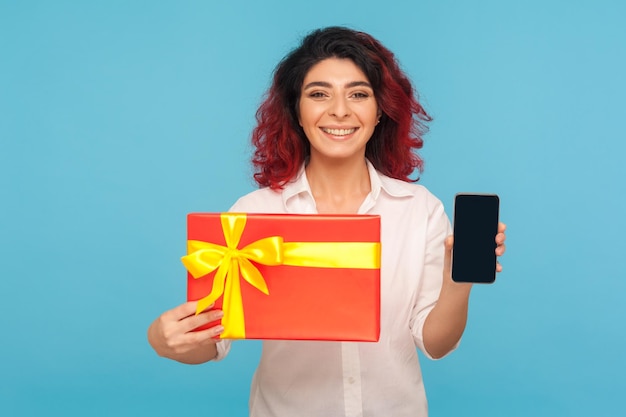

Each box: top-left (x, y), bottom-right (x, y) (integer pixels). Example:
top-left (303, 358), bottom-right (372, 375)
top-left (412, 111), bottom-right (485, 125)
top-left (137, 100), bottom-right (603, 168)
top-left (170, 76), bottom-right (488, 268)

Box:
top-left (148, 26), bottom-right (507, 416)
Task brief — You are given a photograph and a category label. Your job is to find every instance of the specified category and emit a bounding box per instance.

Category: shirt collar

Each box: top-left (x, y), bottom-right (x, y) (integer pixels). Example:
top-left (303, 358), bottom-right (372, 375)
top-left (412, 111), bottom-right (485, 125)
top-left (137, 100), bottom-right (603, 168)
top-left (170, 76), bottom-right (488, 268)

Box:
top-left (365, 159), bottom-right (415, 200)
top-left (282, 159), bottom-right (415, 209)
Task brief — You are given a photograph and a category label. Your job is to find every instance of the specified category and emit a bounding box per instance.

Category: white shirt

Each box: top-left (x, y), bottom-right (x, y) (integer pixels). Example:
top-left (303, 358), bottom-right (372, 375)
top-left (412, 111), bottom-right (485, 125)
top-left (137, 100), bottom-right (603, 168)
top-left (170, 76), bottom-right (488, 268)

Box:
top-left (215, 160), bottom-right (453, 417)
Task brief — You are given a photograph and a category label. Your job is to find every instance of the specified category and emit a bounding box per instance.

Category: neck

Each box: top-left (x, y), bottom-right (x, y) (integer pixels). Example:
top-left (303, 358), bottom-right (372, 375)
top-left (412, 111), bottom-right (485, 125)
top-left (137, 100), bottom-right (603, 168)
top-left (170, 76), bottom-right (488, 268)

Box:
top-left (305, 157), bottom-right (371, 214)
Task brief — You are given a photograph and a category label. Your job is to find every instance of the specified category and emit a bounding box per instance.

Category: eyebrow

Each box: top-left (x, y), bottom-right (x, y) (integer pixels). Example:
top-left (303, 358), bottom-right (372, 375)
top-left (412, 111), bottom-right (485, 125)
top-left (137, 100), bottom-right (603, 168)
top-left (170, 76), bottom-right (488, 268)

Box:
top-left (302, 81), bottom-right (373, 90)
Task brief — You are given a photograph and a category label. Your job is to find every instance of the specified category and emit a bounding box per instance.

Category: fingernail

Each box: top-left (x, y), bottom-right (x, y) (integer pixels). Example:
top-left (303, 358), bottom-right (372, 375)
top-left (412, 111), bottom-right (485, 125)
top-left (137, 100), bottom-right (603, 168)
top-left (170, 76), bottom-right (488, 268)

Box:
top-left (215, 325), bottom-right (224, 333)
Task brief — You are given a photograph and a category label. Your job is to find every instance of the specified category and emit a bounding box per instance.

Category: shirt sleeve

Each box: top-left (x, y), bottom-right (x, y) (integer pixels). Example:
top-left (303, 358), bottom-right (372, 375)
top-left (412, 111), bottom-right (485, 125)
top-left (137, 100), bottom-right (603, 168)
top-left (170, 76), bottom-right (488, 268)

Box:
top-left (410, 194), bottom-right (455, 360)
top-left (213, 339), bottom-right (232, 361)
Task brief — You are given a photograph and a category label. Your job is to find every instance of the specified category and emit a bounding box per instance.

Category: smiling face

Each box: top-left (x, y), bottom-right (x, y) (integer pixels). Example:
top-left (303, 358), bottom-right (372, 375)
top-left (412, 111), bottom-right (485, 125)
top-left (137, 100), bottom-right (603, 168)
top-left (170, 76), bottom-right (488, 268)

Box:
top-left (298, 58), bottom-right (380, 164)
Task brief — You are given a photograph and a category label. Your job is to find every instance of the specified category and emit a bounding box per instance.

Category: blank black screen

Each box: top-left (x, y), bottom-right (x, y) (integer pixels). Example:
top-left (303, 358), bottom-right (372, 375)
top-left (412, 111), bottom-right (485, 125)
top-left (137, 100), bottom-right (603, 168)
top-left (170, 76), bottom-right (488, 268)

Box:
top-left (452, 194), bottom-right (499, 283)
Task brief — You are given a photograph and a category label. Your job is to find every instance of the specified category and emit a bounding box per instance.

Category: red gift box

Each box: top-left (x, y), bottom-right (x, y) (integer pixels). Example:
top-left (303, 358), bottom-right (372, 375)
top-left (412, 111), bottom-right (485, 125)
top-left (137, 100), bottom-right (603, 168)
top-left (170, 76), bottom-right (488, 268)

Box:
top-left (182, 213), bottom-right (381, 341)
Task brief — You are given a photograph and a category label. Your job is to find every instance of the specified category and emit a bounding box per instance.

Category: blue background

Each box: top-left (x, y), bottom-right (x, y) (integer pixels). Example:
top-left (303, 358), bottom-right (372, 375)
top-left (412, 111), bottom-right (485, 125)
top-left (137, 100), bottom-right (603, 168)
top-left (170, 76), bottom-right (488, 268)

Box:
top-left (2, 1), bottom-right (625, 416)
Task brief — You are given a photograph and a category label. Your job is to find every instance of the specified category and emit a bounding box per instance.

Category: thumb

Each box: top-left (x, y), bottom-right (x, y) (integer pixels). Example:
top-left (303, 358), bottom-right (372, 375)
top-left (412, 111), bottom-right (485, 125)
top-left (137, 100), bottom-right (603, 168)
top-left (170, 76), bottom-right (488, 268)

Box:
top-left (443, 235), bottom-right (453, 276)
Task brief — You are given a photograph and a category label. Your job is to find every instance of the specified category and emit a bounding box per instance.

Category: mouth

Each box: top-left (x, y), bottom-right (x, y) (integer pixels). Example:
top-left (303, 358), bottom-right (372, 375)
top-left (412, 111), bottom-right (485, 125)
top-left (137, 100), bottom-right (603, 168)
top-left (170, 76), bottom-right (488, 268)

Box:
top-left (321, 127), bottom-right (358, 136)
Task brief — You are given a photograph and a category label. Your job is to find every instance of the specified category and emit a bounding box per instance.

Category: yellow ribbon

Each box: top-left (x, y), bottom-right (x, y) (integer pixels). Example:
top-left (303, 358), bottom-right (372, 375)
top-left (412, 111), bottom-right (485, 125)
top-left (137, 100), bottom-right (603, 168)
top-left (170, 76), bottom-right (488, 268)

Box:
top-left (181, 213), bottom-right (380, 339)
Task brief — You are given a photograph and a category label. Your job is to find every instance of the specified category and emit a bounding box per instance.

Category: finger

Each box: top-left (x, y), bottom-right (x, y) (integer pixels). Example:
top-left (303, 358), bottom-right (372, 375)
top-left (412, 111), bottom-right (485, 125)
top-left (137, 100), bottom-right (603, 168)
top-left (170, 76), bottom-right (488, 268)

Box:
top-left (496, 261), bottom-right (503, 273)
top-left (165, 301), bottom-right (214, 321)
top-left (185, 325), bottom-right (225, 345)
top-left (496, 243), bottom-right (506, 257)
top-left (498, 222), bottom-right (507, 233)
top-left (181, 309), bottom-right (224, 333)
top-left (496, 232), bottom-right (506, 245)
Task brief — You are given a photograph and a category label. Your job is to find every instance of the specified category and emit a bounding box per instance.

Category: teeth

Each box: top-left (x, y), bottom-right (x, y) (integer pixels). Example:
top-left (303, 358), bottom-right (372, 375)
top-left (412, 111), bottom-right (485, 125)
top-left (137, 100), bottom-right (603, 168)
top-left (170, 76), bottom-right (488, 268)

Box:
top-left (322, 128), bottom-right (356, 136)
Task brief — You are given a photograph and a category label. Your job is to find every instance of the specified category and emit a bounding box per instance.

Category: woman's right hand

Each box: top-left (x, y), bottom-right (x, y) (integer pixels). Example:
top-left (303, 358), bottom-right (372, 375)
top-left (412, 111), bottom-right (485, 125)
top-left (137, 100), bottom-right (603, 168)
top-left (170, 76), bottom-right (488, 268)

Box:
top-left (147, 301), bottom-right (225, 364)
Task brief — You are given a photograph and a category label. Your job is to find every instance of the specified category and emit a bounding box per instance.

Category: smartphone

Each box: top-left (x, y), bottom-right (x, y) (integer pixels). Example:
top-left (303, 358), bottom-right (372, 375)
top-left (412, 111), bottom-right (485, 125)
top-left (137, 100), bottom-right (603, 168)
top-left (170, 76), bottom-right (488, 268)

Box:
top-left (451, 193), bottom-right (500, 284)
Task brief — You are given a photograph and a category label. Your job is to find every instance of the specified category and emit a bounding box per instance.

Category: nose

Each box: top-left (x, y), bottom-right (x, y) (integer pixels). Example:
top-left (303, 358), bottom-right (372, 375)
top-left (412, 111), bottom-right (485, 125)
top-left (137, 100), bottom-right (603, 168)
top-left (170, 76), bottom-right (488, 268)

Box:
top-left (328, 96), bottom-right (350, 118)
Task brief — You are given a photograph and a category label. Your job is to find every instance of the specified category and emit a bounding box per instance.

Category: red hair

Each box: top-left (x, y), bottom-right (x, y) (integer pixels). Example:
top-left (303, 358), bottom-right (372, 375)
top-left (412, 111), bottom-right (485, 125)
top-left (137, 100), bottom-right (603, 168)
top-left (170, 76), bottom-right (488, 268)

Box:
top-left (252, 27), bottom-right (431, 189)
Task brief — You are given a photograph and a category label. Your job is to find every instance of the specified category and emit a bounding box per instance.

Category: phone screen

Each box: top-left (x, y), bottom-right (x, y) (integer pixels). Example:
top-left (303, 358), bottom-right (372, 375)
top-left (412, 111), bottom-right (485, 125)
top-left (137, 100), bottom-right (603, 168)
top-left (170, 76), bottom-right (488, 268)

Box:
top-left (452, 193), bottom-right (500, 283)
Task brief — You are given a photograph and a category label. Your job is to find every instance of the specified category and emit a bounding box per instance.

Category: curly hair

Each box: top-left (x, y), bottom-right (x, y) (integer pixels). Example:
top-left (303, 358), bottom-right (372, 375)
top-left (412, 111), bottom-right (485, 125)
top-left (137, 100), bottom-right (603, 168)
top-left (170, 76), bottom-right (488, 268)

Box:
top-left (252, 26), bottom-right (431, 189)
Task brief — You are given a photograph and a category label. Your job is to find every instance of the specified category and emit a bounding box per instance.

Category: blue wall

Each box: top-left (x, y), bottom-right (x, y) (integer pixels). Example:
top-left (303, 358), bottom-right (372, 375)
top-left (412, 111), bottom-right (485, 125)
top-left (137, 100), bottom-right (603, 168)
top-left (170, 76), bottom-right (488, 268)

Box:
top-left (2, 1), bottom-right (625, 415)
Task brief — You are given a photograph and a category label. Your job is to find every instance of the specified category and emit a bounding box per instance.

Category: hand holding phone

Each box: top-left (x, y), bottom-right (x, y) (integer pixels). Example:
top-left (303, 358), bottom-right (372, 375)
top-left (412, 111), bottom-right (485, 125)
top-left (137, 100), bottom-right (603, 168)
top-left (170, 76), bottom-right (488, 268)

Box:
top-left (451, 193), bottom-right (500, 284)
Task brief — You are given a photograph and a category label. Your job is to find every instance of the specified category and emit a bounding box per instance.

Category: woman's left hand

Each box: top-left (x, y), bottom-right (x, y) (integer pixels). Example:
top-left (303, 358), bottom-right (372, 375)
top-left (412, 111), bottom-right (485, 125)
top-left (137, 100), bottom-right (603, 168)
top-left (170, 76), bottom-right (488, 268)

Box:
top-left (495, 222), bottom-right (507, 272)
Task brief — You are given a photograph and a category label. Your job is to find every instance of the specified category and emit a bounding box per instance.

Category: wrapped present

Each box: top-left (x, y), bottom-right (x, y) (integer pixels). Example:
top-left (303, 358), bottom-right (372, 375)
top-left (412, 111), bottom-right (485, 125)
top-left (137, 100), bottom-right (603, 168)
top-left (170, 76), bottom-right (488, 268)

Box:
top-left (182, 213), bottom-right (381, 341)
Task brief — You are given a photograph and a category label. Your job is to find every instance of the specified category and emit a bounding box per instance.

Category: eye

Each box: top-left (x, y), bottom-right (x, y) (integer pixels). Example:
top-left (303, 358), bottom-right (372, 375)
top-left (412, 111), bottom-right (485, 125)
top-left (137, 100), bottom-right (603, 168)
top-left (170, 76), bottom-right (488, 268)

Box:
top-left (350, 91), bottom-right (370, 99)
top-left (308, 91), bottom-right (328, 98)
